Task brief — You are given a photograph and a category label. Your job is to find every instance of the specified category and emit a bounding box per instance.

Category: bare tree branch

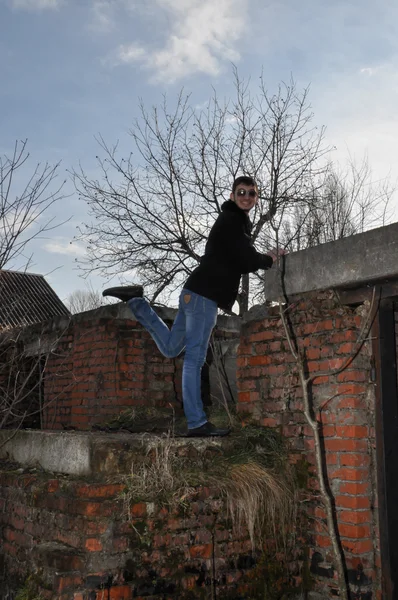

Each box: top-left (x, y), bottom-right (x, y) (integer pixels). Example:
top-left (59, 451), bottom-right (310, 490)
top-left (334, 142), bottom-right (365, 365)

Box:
top-left (0, 139), bottom-right (68, 271)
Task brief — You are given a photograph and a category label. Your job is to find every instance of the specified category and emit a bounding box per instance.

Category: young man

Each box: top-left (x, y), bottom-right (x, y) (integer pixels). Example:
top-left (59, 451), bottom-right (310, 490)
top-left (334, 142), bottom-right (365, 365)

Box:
top-left (103, 176), bottom-right (279, 437)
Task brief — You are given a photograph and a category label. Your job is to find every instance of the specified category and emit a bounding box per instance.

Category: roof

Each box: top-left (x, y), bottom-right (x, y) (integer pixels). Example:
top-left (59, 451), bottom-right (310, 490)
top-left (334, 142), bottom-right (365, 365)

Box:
top-left (0, 270), bottom-right (70, 329)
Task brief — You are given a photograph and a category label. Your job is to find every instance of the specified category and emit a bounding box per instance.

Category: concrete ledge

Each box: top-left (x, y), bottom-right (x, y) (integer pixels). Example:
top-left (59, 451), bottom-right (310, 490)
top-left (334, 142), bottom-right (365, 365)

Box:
top-left (0, 430), bottom-right (232, 477)
top-left (266, 221), bottom-right (398, 301)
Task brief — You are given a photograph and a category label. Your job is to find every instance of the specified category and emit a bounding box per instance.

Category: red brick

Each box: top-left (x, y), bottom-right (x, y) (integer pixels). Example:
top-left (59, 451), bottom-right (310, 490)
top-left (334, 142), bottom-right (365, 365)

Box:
top-left (328, 467), bottom-right (368, 482)
top-left (312, 375), bottom-right (330, 385)
top-left (314, 506), bottom-right (327, 519)
top-left (84, 521), bottom-right (109, 535)
top-left (85, 538), bottom-right (103, 551)
top-left (339, 453), bottom-right (371, 467)
top-left (322, 425), bottom-right (336, 437)
top-left (106, 587), bottom-right (132, 600)
top-left (337, 370), bottom-right (367, 383)
top-left (308, 358), bottom-right (345, 372)
top-left (76, 484), bottom-right (125, 498)
top-left (336, 384), bottom-right (367, 395)
top-left (341, 539), bottom-right (373, 554)
top-left (267, 365), bottom-right (286, 375)
top-left (306, 348), bottom-right (321, 360)
top-left (47, 480), bottom-right (60, 493)
top-left (335, 495), bottom-right (371, 509)
top-left (339, 510), bottom-right (372, 524)
top-left (315, 535), bottom-right (331, 548)
top-left (335, 425), bottom-right (369, 438)
top-left (153, 533), bottom-right (173, 548)
top-left (261, 417), bottom-right (280, 427)
top-left (248, 355), bottom-right (272, 366)
top-left (324, 439), bottom-right (368, 452)
top-left (239, 392), bottom-right (251, 403)
top-left (239, 379), bottom-right (256, 391)
top-left (330, 330), bottom-right (357, 343)
top-left (269, 341), bottom-right (282, 352)
top-left (189, 544), bottom-right (213, 559)
top-left (248, 331), bottom-right (276, 342)
top-left (336, 342), bottom-right (357, 354)
top-left (78, 501), bottom-right (113, 517)
top-left (339, 482), bottom-right (371, 495)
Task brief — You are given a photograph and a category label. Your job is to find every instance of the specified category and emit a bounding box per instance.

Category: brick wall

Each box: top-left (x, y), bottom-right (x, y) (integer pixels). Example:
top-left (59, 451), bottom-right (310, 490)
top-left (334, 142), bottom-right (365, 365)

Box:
top-left (0, 458), bottom-right (301, 599)
top-left (42, 310), bottom-right (181, 430)
top-left (237, 291), bottom-right (379, 599)
top-left (3, 303), bottom-right (240, 431)
top-left (0, 291), bottom-right (385, 598)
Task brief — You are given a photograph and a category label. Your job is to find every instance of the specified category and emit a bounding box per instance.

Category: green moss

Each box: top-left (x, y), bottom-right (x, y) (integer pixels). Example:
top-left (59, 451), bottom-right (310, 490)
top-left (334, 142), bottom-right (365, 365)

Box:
top-left (15, 575), bottom-right (44, 600)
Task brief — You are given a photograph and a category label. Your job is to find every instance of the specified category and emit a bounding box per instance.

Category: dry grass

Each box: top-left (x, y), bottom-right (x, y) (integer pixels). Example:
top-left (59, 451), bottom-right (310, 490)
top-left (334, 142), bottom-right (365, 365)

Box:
top-left (123, 432), bottom-right (196, 509)
top-left (122, 426), bottom-right (297, 550)
top-left (216, 461), bottom-right (295, 549)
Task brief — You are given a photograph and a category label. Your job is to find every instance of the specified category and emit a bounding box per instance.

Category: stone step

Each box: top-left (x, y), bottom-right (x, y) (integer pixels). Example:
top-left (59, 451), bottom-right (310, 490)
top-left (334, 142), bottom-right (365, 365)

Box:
top-left (0, 429), bottom-right (235, 477)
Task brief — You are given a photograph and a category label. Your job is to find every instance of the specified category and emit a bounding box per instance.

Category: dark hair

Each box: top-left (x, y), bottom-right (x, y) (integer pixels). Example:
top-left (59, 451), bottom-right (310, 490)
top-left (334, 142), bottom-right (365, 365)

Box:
top-left (232, 175), bottom-right (258, 193)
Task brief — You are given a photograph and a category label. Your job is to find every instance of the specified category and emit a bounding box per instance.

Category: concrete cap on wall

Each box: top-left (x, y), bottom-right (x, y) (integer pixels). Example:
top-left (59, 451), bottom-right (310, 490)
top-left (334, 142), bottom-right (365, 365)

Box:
top-left (265, 221), bottom-right (398, 301)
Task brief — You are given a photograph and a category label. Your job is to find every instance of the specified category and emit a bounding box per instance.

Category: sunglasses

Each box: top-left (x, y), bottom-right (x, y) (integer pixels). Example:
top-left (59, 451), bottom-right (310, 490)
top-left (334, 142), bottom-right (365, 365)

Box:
top-left (236, 188), bottom-right (257, 198)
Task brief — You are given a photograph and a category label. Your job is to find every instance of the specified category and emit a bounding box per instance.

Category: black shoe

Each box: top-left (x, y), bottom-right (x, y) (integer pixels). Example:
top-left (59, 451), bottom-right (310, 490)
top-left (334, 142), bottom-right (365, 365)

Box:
top-left (102, 285), bottom-right (144, 302)
top-left (187, 421), bottom-right (231, 437)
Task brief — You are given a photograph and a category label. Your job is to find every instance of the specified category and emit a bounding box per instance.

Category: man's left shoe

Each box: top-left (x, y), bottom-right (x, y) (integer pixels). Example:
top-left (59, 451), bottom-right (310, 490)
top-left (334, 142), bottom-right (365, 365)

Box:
top-left (102, 285), bottom-right (144, 302)
top-left (187, 421), bottom-right (231, 437)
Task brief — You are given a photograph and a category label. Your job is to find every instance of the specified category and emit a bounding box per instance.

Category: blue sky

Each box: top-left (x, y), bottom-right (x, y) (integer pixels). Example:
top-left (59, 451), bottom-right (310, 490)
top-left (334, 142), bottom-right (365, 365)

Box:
top-left (1, 0), bottom-right (398, 304)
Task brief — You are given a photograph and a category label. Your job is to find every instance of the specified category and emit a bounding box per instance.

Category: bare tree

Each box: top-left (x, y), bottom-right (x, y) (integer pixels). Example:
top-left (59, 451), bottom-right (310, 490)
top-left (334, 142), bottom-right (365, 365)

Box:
top-left (0, 139), bottom-right (69, 439)
top-left (74, 70), bottom-right (330, 314)
top-left (279, 157), bottom-right (394, 253)
top-left (0, 139), bottom-right (66, 271)
top-left (0, 320), bottom-right (70, 445)
top-left (66, 287), bottom-right (109, 314)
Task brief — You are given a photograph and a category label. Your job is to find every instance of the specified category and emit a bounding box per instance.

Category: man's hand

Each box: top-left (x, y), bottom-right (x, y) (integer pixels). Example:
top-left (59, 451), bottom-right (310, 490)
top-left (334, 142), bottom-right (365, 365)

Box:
top-left (268, 247), bottom-right (287, 262)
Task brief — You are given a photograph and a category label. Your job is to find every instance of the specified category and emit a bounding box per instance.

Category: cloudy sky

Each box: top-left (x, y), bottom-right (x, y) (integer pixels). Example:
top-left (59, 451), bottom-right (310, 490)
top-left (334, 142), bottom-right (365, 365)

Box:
top-left (1, 0), bottom-right (398, 304)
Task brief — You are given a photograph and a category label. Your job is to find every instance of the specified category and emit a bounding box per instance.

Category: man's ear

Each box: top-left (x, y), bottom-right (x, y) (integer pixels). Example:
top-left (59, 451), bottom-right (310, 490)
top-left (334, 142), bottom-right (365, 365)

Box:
top-left (230, 192), bottom-right (235, 202)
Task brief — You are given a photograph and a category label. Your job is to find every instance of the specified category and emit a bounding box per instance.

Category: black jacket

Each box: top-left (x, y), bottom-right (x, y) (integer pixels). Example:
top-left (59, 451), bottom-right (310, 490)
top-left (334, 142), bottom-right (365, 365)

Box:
top-left (184, 200), bottom-right (273, 310)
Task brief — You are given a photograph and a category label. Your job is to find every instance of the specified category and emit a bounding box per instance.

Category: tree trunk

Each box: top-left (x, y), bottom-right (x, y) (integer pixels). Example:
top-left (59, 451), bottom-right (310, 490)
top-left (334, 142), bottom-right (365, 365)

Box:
top-left (239, 274), bottom-right (250, 315)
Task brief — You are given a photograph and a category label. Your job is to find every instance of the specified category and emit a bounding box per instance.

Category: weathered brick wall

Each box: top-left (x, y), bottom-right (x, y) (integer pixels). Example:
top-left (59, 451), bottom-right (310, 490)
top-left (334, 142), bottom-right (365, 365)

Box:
top-left (0, 291), bottom-right (384, 598)
top-left (2, 304), bottom-right (240, 431)
top-left (42, 310), bottom-right (181, 430)
top-left (0, 464), bottom-right (301, 599)
top-left (237, 291), bottom-right (379, 599)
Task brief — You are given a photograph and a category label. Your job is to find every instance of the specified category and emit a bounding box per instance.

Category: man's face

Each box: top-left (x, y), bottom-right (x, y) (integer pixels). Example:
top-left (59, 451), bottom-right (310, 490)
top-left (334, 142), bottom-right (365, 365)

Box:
top-left (231, 184), bottom-right (258, 212)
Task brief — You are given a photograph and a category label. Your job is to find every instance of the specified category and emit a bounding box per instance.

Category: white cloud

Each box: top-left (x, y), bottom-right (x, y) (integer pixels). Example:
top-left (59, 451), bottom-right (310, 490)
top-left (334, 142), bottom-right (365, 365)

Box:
top-left (113, 0), bottom-right (248, 82)
top-left (359, 66), bottom-right (384, 77)
top-left (43, 240), bottom-right (87, 257)
top-left (90, 0), bottom-right (115, 32)
top-left (11, 0), bottom-right (61, 9)
top-left (117, 44), bottom-right (146, 63)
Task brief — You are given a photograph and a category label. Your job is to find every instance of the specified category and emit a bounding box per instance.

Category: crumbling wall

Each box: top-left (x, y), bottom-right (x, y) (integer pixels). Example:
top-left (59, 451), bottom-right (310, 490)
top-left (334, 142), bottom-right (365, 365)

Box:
top-left (0, 290), bottom-right (385, 599)
top-left (0, 433), bottom-right (303, 600)
top-left (0, 303), bottom-right (240, 432)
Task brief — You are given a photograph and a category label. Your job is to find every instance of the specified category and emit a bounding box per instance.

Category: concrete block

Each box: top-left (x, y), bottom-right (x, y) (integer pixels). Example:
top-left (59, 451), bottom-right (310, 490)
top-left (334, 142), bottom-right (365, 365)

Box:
top-left (266, 221), bottom-right (398, 301)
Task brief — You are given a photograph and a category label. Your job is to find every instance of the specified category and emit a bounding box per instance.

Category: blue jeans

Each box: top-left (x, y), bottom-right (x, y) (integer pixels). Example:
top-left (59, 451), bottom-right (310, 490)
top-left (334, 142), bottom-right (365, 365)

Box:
top-left (128, 290), bottom-right (218, 429)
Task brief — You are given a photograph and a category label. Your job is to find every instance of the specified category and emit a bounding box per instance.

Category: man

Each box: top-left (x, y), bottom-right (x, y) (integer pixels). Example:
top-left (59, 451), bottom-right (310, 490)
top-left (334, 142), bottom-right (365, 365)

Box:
top-left (103, 175), bottom-right (280, 437)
